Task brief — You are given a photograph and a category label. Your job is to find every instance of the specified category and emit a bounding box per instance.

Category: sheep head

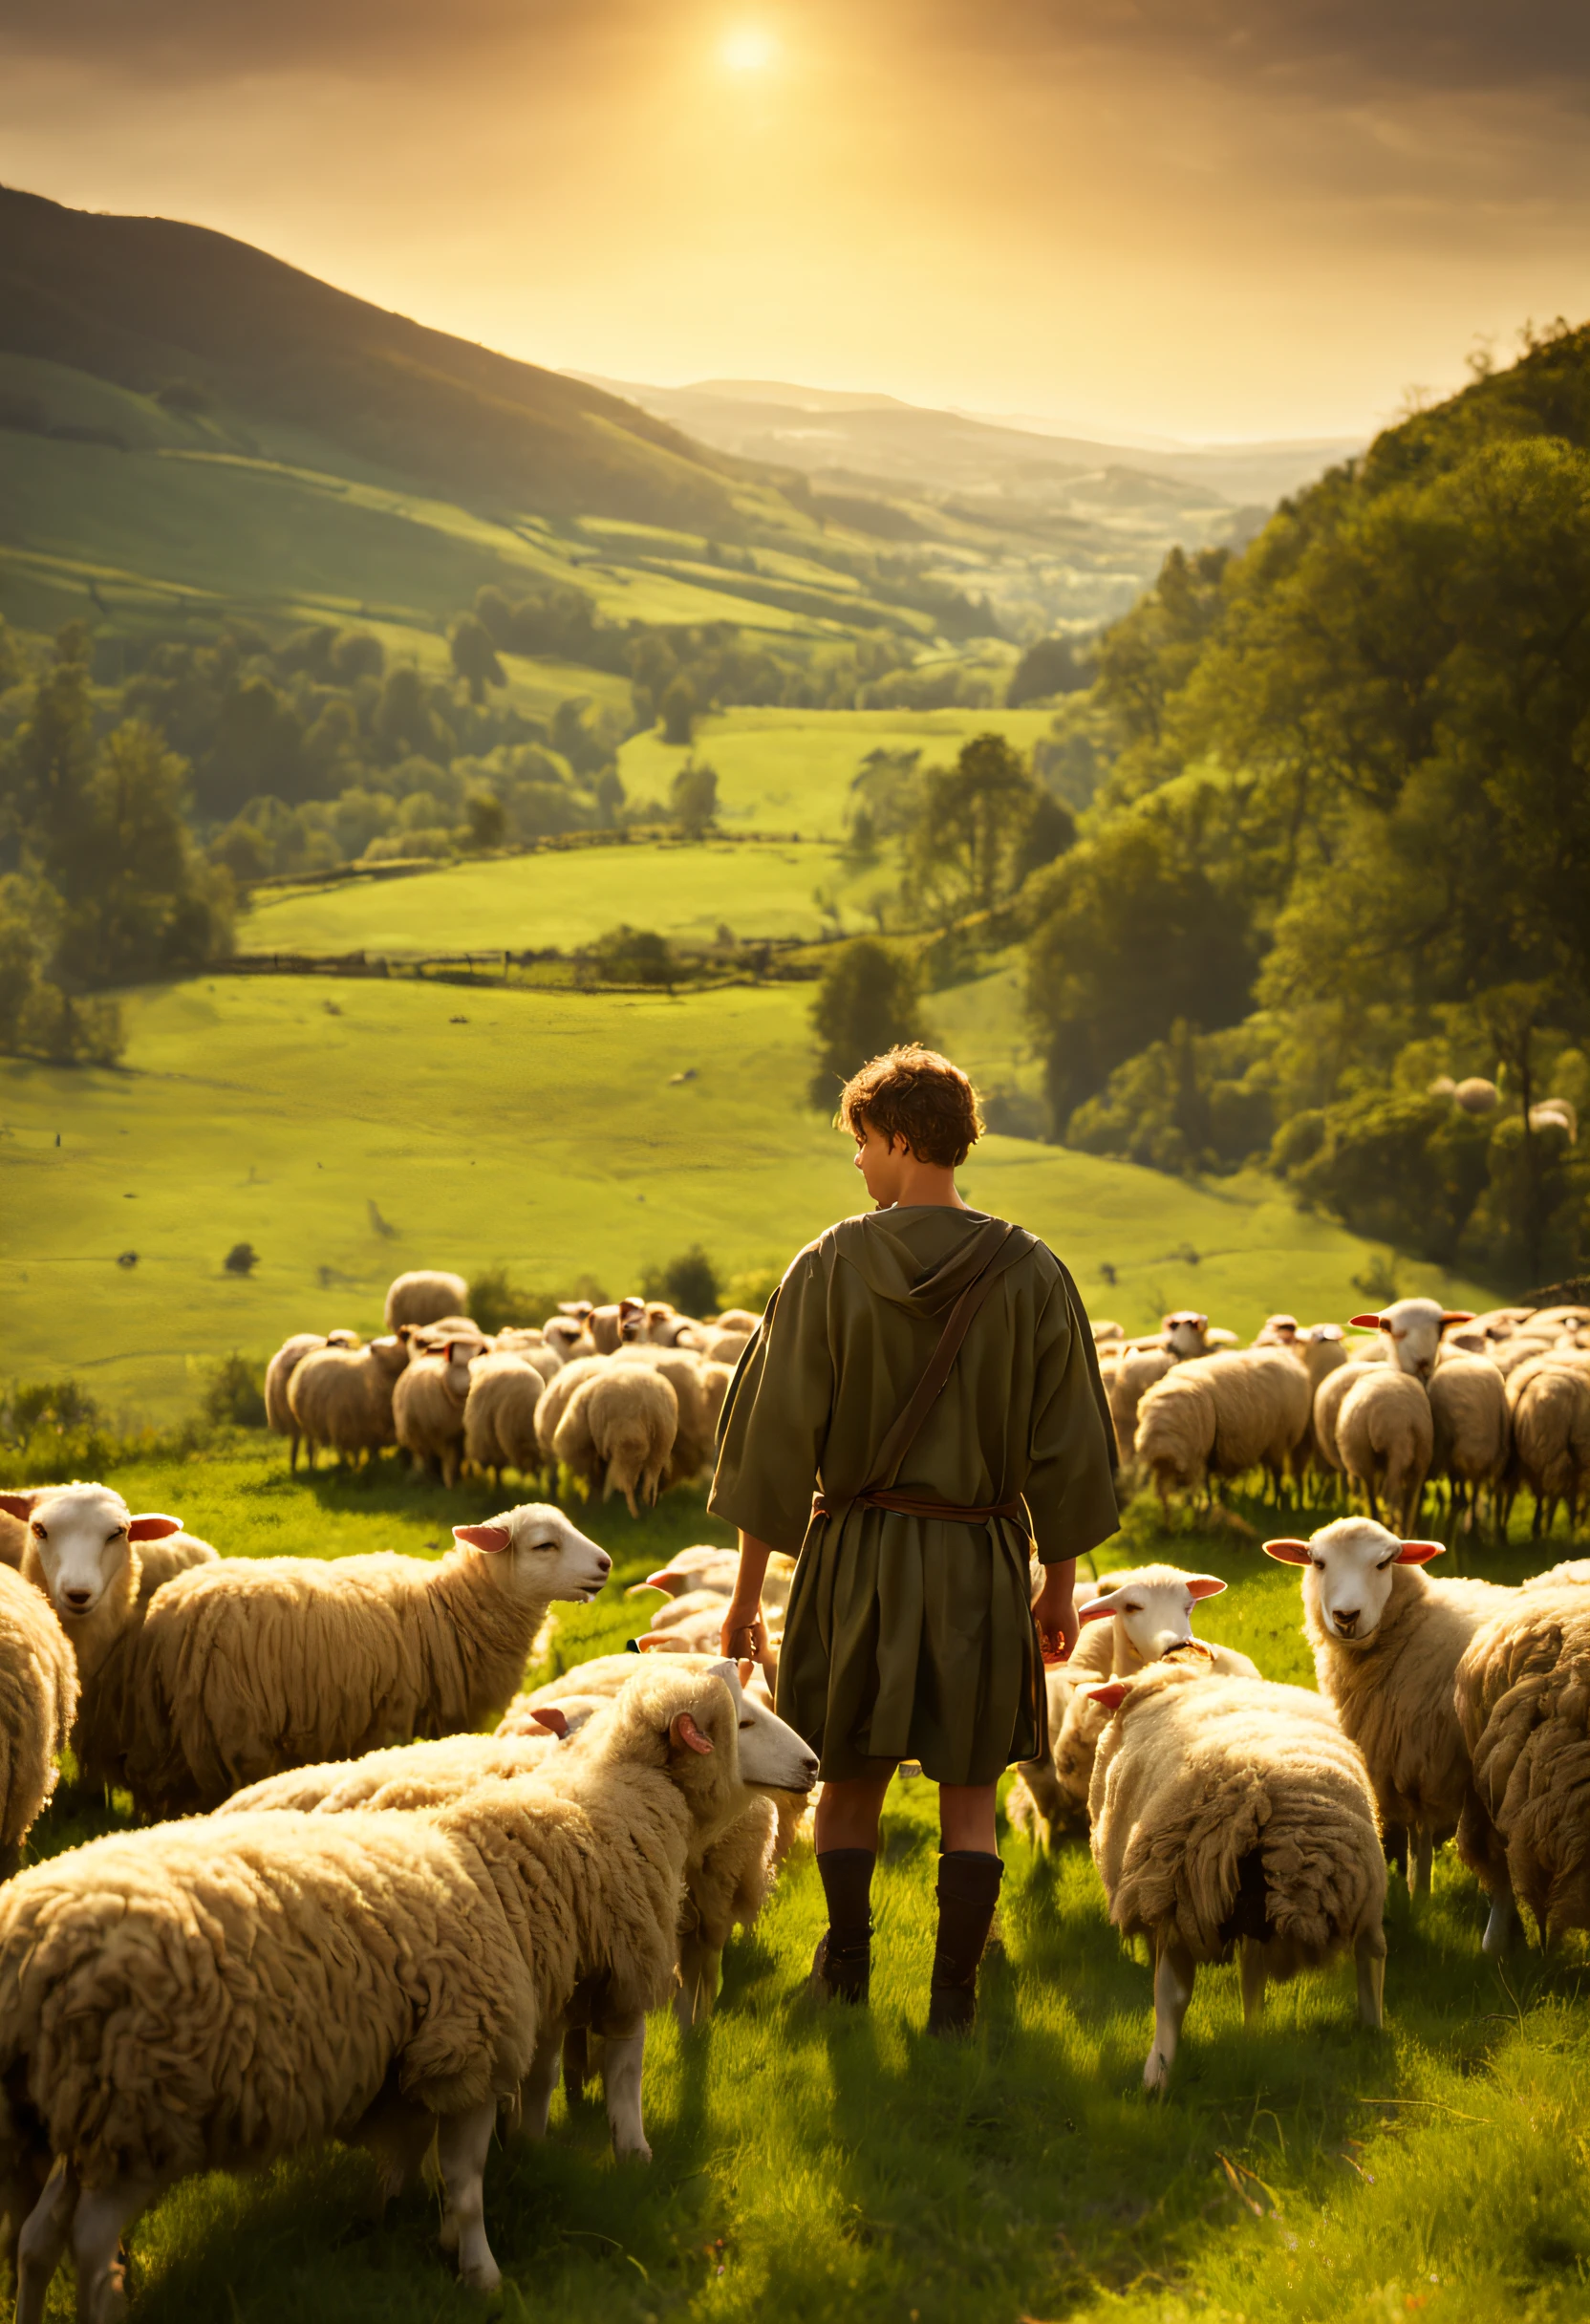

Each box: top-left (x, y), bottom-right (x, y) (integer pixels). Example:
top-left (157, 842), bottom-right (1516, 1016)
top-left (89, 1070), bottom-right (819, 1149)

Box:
top-left (1263, 1517), bottom-right (1444, 1642)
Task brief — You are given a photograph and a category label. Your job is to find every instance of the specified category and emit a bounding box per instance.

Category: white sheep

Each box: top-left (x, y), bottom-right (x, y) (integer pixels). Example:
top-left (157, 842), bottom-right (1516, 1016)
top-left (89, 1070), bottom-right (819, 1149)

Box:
top-left (554, 1365), bottom-right (677, 1515)
top-left (1086, 1653), bottom-right (1386, 2090)
top-left (1132, 1348), bottom-right (1311, 1509)
top-left (264, 1329), bottom-right (359, 1471)
top-left (384, 1269), bottom-right (469, 1329)
top-left (0, 1565), bottom-right (76, 1880)
top-left (1334, 1366), bottom-right (1433, 1532)
top-left (289, 1336), bottom-right (411, 1468)
top-left (0, 1660), bottom-right (812, 2311)
top-left (1347, 1298), bottom-right (1475, 1383)
top-left (392, 1338), bottom-right (476, 1486)
top-left (107, 1504), bottom-right (612, 1814)
top-left (1263, 1517), bottom-right (1515, 1930)
top-left (462, 1351), bottom-right (546, 1486)
top-left (533, 1354), bottom-right (608, 1467)
top-left (217, 1699), bottom-right (606, 1816)
top-left (1427, 1351), bottom-right (1510, 1529)
top-left (612, 1343), bottom-right (717, 1482)
top-left (1506, 1358), bottom-right (1590, 1535)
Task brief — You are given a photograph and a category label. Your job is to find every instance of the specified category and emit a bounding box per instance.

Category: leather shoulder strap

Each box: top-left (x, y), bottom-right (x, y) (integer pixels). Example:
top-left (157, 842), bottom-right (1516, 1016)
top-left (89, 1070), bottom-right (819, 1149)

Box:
top-left (870, 1222), bottom-right (1029, 1491)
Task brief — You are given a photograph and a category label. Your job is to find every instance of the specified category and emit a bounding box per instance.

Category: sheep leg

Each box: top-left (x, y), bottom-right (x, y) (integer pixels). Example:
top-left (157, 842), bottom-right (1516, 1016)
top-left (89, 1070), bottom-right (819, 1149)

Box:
top-left (1482, 1890), bottom-right (1521, 1956)
top-left (15, 2158), bottom-right (75, 2324)
top-left (519, 2023), bottom-right (564, 2141)
top-left (1354, 1927), bottom-right (1386, 2029)
top-left (289, 1430), bottom-right (301, 1474)
top-left (1144, 1935), bottom-right (1195, 2094)
top-left (599, 2014), bottom-right (652, 2161)
top-left (1410, 1827), bottom-right (1433, 1899)
top-left (70, 2172), bottom-right (160, 2324)
top-left (562, 2023), bottom-right (591, 2100)
top-left (435, 2100), bottom-right (501, 2295)
top-left (676, 1929), bottom-right (721, 2031)
top-left (1239, 1939), bottom-right (1267, 2029)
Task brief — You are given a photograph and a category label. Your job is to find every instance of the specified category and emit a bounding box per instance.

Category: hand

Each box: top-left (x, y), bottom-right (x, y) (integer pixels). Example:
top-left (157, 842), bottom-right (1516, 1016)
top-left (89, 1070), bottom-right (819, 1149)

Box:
top-left (1033, 1569), bottom-right (1078, 1667)
top-left (720, 1595), bottom-right (765, 1666)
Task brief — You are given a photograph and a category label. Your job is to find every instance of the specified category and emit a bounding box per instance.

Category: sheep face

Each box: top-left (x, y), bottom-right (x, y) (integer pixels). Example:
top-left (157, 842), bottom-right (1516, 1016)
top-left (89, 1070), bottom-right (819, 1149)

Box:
top-left (701, 1657), bottom-right (818, 1793)
top-left (1077, 1566), bottom-right (1226, 1668)
top-left (452, 1503), bottom-right (612, 1603)
top-left (1263, 1516), bottom-right (1444, 1642)
top-left (3, 1482), bottom-right (182, 1621)
top-left (1163, 1311), bottom-right (1210, 1359)
top-left (1349, 1298), bottom-right (1474, 1383)
top-left (1256, 1314), bottom-right (1300, 1345)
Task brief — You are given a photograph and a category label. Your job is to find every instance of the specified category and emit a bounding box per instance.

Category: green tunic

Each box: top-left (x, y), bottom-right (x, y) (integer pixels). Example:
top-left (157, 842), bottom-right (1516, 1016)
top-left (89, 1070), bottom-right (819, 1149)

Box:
top-left (707, 1206), bottom-right (1119, 1786)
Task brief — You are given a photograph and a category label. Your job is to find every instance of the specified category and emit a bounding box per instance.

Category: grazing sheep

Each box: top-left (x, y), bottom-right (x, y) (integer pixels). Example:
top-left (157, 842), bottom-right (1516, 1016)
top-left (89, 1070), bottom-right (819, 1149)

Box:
top-left (1428, 1352), bottom-right (1510, 1528)
top-left (462, 1351), bottom-right (546, 1486)
top-left (1492, 1334), bottom-right (1557, 1380)
top-left (393, 1339), bottom-right (477, 1487)
top-left (1334, 1366), bottom-right (1433, 1531)
top-left (0, 1661), bottom-right (809, 2311)
top-left (1263, 1517), bottom-right (1515, 1925)
top-left (1253, 1314), bottom-right (1300, 1347)
top-left (699, 1359), bottom-right (734, 1442)
top-left (1452, 1587), bottom-right (1590, 1950)
top-left (554, 1366), bottom-right (677, 1515)
top-left (1525, 1560), bottom-right (1590, 1590)
top-left (265, 1330), bottom-right (359, 1472)
top-left (541, 1315), bottom-right (589, 1362)
top-left (1347, 1298), bottom-right (1474, 1384)
top-left (1086, 1654), bottom-right (1386, 2091)
top-left (0, 1565), bottom-right (77, 1880)
top-left (1506, 1358), bottom-right (1590, 1535)
top-left (384, 1270), bottom-right (469, 1330)
top-left (1091, 1320), bottom-right (1125, 1345)
top-left (1008, 1566), bottom-right (1258, 1852)
top-left (629, 1543), bottom-right (797, 1613)
top-left (613, 1344), bottom-right (717, 1482)
top-left (1133, 1349), bottom-right (1312, 1509)
top-left (534, 1355), bottom-right (608, 1468)
top-left (217, 1701), bottom-right (606, 1816)
top-left (1452, 1077), bottom-right (1499, 1114)
top-left (289, 1336), bottom-right (411, 1468)
top-left (105, 1504), bottom-right (612, 1814)
top-left (1309, 1360), bottom-right (1370, 1482)
top-left (705, 1327), bottom-right (752, 1366)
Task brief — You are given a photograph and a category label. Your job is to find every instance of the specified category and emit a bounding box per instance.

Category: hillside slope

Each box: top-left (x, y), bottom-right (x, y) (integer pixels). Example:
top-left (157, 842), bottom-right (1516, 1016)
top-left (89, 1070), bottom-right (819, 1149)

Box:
top-left (0, 184), bottom-right (752, 529)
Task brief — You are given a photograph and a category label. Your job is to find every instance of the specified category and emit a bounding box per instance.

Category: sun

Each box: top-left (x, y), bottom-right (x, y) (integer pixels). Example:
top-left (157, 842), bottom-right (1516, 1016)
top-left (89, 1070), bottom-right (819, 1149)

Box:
top-left (721, 26), bottom-right (779, 73)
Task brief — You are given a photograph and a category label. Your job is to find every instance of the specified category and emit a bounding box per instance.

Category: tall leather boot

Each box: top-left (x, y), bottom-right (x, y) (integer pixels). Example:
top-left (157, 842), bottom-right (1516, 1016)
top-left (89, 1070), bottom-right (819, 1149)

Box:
top-left (928, 1851), bottom-right (1003, 2034)
top-left (810, 1847), bottom-right (875, 2004)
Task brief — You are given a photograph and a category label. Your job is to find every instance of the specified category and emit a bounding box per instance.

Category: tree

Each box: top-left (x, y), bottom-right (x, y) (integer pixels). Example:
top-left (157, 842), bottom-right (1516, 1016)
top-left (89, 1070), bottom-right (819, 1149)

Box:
top-left (591, 925), bottom-right (677, 987)
top-left (1007, 634), bottom-right (1091, 707)
top-left (659, 677), bottom-right (697, 746)
top-left (902, 733), bottom-right (1046, 923)
top-left (672, 761), bottom-right (718, 839)
top-left (808, 939), bottom-right (927, 1109)
top-left (450, 614), bottom-right (505, 705)
top-left (464, 791), bottom-right (505, 850)
top-left (644, 1245), bottom-right (720, 1318)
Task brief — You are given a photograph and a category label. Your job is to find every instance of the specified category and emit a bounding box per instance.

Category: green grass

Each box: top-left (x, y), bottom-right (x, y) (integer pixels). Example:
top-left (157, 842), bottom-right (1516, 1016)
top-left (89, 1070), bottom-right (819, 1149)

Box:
top-left (15, 1444), bottom-right (1590, 2324)
top-left (0, 974), bottom-right (1495, 1426)
top-left (238, 842), bottom-right (872, 957)
top-left (618, 708), bottom-right (1059, 839)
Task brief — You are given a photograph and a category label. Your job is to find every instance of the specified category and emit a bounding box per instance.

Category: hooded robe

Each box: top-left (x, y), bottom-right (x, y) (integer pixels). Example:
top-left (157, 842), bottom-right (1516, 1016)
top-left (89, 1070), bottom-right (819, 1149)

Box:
top-left (708, 1206), bottom-right (1119, 1786)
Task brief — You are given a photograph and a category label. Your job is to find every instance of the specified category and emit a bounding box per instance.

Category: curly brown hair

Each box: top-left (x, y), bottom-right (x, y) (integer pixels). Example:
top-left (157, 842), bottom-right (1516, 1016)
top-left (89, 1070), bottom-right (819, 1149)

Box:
top-left (838, 1044), bottom-right (984, 1169)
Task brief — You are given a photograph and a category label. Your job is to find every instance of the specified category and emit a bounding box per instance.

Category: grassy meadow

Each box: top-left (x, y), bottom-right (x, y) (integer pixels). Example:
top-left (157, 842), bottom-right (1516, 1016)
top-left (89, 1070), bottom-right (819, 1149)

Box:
top-left (0, 971), bottom-right (1493, 1425)
top-left (15, 1444), bottom-right (1590, 2324)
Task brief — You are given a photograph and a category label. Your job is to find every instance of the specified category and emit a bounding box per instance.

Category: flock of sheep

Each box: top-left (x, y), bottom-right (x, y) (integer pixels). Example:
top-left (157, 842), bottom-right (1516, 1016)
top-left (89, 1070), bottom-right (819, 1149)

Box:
top-left (0, 1276), bottom-right (1586, 2311)
top-left (269, 1269), bottom-right (758, 1512)
top-left (1097, 1296), bottom-right (1590, 1535)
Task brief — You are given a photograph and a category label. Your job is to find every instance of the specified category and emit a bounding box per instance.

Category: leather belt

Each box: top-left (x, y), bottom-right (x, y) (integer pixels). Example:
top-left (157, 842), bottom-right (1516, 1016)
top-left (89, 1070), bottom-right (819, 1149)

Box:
top-left (812, 1489), bottom-right (1029, 1531)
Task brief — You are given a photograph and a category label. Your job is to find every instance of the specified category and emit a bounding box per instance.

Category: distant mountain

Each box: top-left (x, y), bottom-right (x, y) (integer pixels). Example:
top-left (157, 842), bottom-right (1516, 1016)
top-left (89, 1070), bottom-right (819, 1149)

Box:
top-left (572, 373), bottom-right (1363, 517)
top-left (0, 185), bottom-right (752, 529)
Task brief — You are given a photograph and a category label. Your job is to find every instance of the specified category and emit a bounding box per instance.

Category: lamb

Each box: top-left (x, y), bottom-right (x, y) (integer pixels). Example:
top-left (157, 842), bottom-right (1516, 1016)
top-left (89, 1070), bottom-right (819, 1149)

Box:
top-left (1507, 1358), bottom-right (1590, 1534)
top-left (392, 1338), bottom-right (477, 1486)
top-left (0, 1565), bottom-right (76, 1881)
top-left (103, 1503), bottom-right (612, 1814)
top-left (1263, 1517), bottom-right (1515, 1929)
top-left (289, 1335), bottom-right (411, 1468)
top-left (1008, 1566), bottom-right (1259, 1852)
top-left (462, 1350), bottom-right (546, 1486)
top-left (1132, 1348), bottom-right (1311, 1509)
top-left (1452, 1587), bottom-right (1590, 1949)
top-left (0, 1661), bottom-right (812, 2312)
top-left (383, 1268), bottom-right (469, 1329)
top-left (217, 1700), bottom-right (607, 1816)
top-left (554, 1365), bottom-right (677, 1515)
top-left (264, 1329), bottom-right (359, 1471)
top-left (1086, 1653), bottom-right (1386, 2091)
top-left (1348, 1298), bottom-right (1474, 1383)
top-left (1334, 1366), bottom-right (1433, 1531)
top-left (1427, 1351), bottom-right (1510, 1529)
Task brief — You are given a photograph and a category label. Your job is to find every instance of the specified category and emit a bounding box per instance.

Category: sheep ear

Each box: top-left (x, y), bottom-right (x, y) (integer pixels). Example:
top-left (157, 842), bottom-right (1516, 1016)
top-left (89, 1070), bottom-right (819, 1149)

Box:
top-left (1441, 1310), bottom-right (1475, 1327)
top-left (1085, 1679), bottom-right (1131, 1711)
top-left (636, 1632), bottom-right (682, 1651)
top-left (642, 1567), bottom-right (685, 1591)
top-left (705, 1656), bottom-right (744, 1699)
top-left (625, 1579), bottom-right (668, 1598)
top-left (1077, 1594), bottom-right (1119, 1623)
top-left (0, 1492), bottom-right (37, 1519)
top-left (1348, 1313), bottom-right (1385, 1330)
top-left (1396, 1540), bottom-right (1447, 1563)
top-left (528, 1706), bottom-right (569, 1738)
top-left (454, 1524), bottom-right (511, 1554)
top-left (670, 1711), bottom-right (714, 1755)
top-left (1186, 1575), bottom-right (1227, 1599)
top-left (127, 1514), bottom-right (183, 1540)
top-left (1261, 1539), bottom-right (1312, 1564)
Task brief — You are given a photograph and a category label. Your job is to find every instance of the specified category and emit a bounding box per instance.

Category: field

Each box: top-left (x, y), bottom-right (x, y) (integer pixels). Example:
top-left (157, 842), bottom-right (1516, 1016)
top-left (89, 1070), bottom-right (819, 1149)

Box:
top-left (14, 1443), bottom-right (1590, 2324)
top-left (0, 974), bottom-right (1494, 1425)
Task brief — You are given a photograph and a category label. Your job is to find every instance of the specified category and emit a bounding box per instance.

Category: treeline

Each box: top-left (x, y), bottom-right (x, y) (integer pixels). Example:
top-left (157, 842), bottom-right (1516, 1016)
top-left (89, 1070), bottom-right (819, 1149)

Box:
top-left (1008, 320), bottom-right (1590, 1287)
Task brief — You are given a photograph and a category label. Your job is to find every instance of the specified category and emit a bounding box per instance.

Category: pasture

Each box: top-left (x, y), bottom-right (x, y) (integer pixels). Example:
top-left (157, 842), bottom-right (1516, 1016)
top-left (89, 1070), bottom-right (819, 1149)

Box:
top-left (15, 1443), bottom-right (1590, 2324)
top-left (0, 974), bottom-right (1492, 1425)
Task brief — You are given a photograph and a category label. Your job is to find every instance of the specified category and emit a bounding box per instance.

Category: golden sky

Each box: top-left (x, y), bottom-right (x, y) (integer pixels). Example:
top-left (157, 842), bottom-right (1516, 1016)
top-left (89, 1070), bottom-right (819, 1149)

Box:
top-left (4, 0), bottom-right (1589, 440)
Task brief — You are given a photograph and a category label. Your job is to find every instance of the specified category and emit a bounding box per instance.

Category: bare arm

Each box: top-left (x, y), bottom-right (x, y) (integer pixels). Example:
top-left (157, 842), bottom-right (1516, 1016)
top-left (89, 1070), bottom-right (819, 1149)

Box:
top-left (720, 1531), bottom-right (777, 1666)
